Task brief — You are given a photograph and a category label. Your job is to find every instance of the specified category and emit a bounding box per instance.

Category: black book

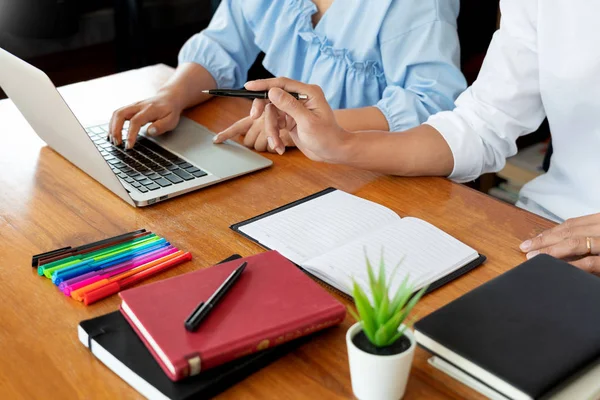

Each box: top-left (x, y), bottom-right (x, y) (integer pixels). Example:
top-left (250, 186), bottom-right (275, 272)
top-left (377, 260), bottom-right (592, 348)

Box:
top-left (78, 255), bottom-right (302, 400)
top-left (414, 254), bottom-right (600, 400)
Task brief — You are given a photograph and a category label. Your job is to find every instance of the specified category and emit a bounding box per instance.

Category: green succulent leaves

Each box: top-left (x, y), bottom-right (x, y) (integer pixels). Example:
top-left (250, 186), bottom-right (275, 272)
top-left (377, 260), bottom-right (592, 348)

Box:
top-left (350, 249), bottom-right (427, 348)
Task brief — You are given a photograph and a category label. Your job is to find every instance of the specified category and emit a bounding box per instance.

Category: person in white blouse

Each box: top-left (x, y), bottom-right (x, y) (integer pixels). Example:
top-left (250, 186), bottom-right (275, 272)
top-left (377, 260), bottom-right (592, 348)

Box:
top-left (216, 0), bottom-right (600, 274)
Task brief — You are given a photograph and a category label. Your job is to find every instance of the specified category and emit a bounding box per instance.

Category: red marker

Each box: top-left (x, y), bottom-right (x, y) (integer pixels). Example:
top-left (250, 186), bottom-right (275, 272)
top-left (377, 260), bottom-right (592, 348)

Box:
top-left (83, 251), bottom-right (192, 305)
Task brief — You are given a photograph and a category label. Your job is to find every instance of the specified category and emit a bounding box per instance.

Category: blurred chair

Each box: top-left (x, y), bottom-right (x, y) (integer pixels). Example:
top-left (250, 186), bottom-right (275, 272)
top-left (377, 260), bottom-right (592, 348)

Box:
top-left (457, 0), bottom-right (500, 84)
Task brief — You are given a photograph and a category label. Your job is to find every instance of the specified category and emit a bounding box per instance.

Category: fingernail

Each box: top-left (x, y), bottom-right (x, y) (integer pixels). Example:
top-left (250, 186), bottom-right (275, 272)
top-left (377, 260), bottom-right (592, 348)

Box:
top-left (148, 127), bottom-right (157, 135)
top-left (269, 88), bottom-right (283, 102)
top-left (520, 240), bottom-right (532, 251)
top-left (267, 137), bottom-right (274, 150)
top-left (276, 146), bottom-right (285, 155)
top-left (212, 135), bottom-right (220, 143)
top-left (250, 106), bottom-right (256, 119)
top-left (526, 250), bottom-right (539, 259)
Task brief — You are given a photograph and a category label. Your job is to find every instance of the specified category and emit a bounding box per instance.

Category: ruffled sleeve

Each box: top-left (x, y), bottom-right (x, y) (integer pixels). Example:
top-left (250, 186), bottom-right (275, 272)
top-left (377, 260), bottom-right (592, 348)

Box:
top-left (178, 0), bottom-right (260, 88)
top-left (375, 20), bottom-right (467, 132)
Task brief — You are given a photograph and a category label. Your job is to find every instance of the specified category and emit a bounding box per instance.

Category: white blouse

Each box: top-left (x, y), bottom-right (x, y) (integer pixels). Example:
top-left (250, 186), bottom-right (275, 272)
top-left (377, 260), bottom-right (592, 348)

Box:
top-left (426, 0), bottom-right (600, 221)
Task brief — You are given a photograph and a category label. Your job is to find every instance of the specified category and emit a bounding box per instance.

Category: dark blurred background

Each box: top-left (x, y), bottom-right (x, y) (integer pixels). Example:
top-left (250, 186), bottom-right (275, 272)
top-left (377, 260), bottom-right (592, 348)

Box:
top-left (0, 0), bottom-right (217, 99)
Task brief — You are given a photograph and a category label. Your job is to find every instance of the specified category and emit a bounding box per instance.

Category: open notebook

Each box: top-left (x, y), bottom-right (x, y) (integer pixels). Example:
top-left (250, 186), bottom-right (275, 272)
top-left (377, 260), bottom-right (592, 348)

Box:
top-left (231, 188), bottom-right (485, 296)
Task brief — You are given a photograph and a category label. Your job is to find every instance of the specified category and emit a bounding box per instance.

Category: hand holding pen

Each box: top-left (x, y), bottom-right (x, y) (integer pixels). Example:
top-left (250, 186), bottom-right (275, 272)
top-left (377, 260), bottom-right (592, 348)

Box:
top-left (202, 89), bottom-right (308, 100)
top-left (211, 88), bottom-right (307, 153)
top-left (238, 78), bottom-right (348, 160)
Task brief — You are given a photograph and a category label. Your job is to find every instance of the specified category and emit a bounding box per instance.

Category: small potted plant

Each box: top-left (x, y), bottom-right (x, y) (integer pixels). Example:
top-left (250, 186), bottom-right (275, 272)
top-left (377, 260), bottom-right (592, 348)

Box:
top-left (346, 251), bottom-right (427, 400)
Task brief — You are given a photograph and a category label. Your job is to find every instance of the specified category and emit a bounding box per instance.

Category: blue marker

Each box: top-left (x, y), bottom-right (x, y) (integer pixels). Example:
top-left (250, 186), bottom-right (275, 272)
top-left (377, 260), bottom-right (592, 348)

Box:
top-left (52, 239), bottom-right (168, 284)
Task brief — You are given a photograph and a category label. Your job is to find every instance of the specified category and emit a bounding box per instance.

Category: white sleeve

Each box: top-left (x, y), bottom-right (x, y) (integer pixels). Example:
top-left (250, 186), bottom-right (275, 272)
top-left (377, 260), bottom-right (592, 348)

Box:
top-left (425, 0), bottom-right (546, 182)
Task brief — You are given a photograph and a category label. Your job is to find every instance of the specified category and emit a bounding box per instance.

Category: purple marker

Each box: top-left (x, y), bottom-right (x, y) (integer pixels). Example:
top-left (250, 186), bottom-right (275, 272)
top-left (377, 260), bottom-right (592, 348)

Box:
top-left (59, 244), bottom-right (174, 289)
top-left (60, 246), bottom-right (177, 296)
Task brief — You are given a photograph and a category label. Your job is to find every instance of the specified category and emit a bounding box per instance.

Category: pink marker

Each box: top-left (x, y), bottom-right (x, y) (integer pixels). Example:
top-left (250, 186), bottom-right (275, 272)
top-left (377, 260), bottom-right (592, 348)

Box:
top-left (58, 245), bottom-right (175, 291)
top-left (61, 246), bottom-right (178, 296)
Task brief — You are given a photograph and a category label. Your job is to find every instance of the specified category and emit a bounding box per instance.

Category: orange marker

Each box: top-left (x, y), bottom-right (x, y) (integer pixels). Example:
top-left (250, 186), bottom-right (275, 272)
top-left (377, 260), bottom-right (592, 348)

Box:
top-left (83, 251), bottom-right (192, 305)
top-left (71, 250), bottom-right (184, 301)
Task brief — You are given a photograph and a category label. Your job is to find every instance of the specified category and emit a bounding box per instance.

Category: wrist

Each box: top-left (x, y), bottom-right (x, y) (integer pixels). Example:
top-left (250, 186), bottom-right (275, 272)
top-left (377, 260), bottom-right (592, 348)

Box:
top-left (157, 85), bottom-right (186, 112)
top-left (328, 128), bottom-right (358, 164)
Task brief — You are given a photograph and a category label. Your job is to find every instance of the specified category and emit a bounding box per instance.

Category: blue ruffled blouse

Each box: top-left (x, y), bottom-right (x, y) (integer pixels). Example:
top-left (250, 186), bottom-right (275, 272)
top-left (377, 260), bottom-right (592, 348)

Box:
top-left (179, 0), bottom-right (467, 131)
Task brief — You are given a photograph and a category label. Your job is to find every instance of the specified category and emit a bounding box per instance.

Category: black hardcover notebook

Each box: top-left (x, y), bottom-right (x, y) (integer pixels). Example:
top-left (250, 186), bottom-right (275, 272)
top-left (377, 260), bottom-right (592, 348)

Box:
top-left (78, 255), bottom-right (302, 400)
top-left (231, 187), bottom-right (485, 297)
top-left (414, 254), bottom-right (600, 400)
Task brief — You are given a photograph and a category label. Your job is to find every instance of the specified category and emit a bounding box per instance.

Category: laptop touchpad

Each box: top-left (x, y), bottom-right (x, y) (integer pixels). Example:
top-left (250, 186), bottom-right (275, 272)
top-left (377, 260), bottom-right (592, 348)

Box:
top-left (148, 117), bottom-right (267, 178)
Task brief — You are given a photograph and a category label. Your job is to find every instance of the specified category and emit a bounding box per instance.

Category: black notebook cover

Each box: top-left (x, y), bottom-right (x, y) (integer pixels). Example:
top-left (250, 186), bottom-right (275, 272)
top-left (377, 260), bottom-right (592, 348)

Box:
top-left (230, 187), bottom-right (486, 297)
top-left (415, 254), bottom-right (600, 399)
top-left (78, 255), bottom-right (303, 400)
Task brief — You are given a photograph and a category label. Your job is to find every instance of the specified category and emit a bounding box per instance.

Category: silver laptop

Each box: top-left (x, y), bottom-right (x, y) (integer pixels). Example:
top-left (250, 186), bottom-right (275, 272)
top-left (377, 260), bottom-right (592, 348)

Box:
top-left (0, 47), bottom-right (272, 207)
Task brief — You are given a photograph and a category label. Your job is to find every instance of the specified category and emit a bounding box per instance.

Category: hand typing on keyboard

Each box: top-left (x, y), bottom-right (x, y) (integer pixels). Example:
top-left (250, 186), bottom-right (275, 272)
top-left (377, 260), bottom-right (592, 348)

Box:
top-left (108, 63), bottom-right (218, 150)
top-left (109, 90), bottom-right (183, 150)
top-left (86, 125), bottom-right (208, 195)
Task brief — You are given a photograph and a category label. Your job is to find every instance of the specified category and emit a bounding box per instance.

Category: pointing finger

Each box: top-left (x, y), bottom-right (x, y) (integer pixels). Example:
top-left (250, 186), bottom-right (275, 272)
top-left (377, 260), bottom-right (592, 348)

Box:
top-left (213, 116), bottom-right (254, 144)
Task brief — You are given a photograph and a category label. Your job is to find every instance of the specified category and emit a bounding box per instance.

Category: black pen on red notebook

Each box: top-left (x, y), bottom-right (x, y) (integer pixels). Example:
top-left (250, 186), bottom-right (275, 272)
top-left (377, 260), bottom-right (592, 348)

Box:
top-left (184, 261), bottom-right (248, 332)
top-left (202, 89), bottom-right (308, 100)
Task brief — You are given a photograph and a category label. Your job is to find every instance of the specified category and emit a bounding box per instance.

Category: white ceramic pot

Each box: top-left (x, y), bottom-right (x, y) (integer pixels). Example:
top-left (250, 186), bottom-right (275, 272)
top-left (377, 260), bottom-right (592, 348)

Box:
top-left (346, 322), bottom-right (416, 400)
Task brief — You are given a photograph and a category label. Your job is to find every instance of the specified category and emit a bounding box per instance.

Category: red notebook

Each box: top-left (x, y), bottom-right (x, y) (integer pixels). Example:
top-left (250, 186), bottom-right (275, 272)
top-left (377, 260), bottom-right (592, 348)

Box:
top-left (119, 251), bottom-right (346, 381)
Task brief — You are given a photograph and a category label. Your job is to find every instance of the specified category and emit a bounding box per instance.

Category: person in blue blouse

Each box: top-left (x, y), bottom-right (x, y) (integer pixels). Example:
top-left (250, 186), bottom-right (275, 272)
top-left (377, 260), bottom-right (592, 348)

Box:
top-left (108, 0), bottom-right (467, 154)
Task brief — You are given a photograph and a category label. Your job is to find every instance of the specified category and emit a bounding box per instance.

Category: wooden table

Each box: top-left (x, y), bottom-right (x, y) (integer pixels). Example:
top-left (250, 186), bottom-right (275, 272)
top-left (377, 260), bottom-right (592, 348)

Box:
top-left (0, 65), bottom-right (554, 399)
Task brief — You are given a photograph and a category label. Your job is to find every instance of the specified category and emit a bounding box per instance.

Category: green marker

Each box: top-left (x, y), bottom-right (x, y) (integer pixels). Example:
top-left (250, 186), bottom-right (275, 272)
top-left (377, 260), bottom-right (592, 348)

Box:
top-left (39, 234), bottom-right (159, 277)
top-left (42, 235), bottom-right (160, 278)
top-left (37, 234), bottom-right (156, 274)
top-left (38, 234), bottom-right (158, 276)
top-left (51, 238), bottom-right (168, 284)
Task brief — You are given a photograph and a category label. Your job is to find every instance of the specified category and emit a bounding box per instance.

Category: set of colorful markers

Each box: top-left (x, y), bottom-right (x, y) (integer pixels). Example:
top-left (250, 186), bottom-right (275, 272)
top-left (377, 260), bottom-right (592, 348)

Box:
top-left (32, 229), bottom-right (192, 305)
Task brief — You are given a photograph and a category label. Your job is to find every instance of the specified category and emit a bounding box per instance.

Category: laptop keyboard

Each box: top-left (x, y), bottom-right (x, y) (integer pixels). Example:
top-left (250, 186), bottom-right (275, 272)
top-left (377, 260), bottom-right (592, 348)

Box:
top-left (85, 124), bottom-right (208, 194)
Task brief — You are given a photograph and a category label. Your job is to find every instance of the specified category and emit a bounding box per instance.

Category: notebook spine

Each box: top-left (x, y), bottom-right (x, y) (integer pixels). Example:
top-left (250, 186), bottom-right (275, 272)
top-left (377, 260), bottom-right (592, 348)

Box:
top-left (199, 306), bottom-right (346, 372)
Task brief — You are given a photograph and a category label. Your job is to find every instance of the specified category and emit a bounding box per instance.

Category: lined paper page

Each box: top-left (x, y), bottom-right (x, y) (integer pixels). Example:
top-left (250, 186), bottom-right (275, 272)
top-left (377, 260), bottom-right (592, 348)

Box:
top-left (239, 190), bottom-right (400, 264)
top-left (302, 217), bottom-right (478, 296)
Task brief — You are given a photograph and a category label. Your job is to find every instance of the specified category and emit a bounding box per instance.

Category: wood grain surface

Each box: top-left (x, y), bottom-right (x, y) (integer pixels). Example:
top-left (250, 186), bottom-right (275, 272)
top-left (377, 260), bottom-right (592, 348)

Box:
top-left (0, 65), bottom-right (554, 399)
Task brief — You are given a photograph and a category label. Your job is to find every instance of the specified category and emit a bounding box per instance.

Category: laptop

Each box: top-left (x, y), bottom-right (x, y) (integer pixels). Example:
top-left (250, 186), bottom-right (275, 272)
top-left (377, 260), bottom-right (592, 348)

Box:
top-left (0, 47), bottom-right (272, 207)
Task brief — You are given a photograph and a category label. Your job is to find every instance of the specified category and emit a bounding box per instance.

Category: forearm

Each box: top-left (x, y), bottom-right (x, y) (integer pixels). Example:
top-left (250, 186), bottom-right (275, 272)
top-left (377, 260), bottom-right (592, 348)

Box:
top-left (159, 62), bottom-right (217, 110)
top-left (334, 107), bottom-right (389, 131)
top-left (334, 124), bottom-right (454, 176)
